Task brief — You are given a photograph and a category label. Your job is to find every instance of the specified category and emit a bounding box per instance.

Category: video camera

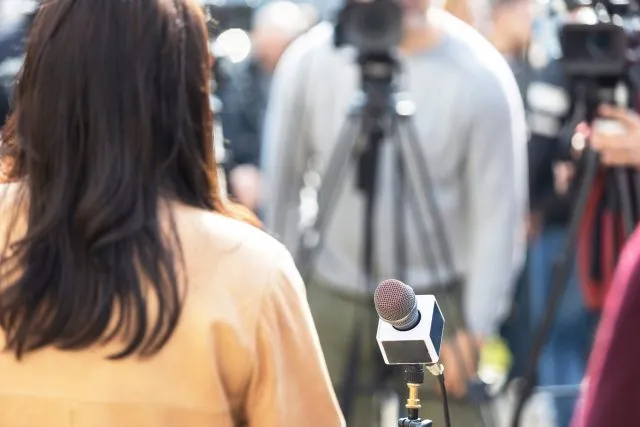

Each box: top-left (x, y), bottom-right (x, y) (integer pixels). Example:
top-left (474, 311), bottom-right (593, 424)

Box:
top-left (333, 0), bottom-right (406, 109)
top-left (559, 0), bottom-right (640, 82)
top-left (334, 0), bottom-right (403, 56)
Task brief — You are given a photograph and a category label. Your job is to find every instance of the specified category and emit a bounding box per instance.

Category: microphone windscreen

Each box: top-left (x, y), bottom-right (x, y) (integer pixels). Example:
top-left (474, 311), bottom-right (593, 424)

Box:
top-left (374, 279), bottom-right (416, 323)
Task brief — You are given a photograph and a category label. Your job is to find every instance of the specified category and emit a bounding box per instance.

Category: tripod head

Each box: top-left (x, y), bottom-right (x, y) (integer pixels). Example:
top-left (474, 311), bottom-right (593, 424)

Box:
top-left (356, 52), bottom-right (400, 119)
top-left (350, 52), bottom-right (401, 195)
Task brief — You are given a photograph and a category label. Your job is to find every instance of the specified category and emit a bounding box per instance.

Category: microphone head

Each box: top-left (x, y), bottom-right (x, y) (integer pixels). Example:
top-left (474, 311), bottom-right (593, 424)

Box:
top-left (374, 279), bottom-right (417, 328)
top-left (374, 281), bottom-right (445, 365)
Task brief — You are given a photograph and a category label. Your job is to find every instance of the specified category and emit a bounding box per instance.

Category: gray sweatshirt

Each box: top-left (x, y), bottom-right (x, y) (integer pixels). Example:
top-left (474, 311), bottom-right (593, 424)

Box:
top-left (261, 11), bottom-right (528, 337)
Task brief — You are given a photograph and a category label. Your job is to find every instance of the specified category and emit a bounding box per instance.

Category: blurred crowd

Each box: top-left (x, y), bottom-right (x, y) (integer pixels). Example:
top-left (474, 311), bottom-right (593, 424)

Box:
top-left (209, 1), bottom-right (598, 426)
top-left (0, 0), bottom-right (604, 426)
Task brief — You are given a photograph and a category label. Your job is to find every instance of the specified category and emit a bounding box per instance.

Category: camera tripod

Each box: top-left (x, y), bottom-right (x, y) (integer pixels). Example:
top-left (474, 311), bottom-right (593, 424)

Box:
top-left (509, 80), bottom-right (640, 427)
top-left (296, 53), bottom-right (456, 289)
top-left (294, 53), bottom-right (490, 427)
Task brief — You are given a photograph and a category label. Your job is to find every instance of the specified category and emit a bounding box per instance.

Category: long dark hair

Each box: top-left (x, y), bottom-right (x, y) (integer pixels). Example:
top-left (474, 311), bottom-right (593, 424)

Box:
top-left (0, 0), bottom-right (258, 359)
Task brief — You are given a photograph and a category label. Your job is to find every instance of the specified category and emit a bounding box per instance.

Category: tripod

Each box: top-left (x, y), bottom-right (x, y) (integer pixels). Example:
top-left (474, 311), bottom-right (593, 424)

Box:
top-left (509, 80), bottom-right (640, 427)
top-left (295, 52), bottom-right (490, 426)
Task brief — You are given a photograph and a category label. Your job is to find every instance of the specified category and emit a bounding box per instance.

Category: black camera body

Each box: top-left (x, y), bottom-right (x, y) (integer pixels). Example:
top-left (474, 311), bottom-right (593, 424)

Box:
top-left (560, 22), bottom-right (628, 78)
top-left (556, 0), bottom-right (640, 128)
top-left (333, 0), bottom-right (407, 113)
top-left (559, 0), bottom-right (640, 81)
top-left (334, 0), bottom-right (404, 56)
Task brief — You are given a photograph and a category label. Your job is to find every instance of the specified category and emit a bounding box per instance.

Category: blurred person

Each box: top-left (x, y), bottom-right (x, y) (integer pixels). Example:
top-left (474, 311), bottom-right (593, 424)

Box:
top-left (523, 5), bottom-right (601, 426)
top-left (0, 1), bottom-right (344, 426)
top-left (0, 80), bottom-right (9, 129)
top-left (484, 0), bottom-right (534, 388)
top-left (0, 0), bottom-right (36, 128)
top-left (299, 3), bottom-right (321, 27)
top-left (218, 1), bottom-right (311, 212)
top-left (262, 0), bottom-right (528, 425)
top-left (486, 0), bottom-right (533, 95)
top-left (486, 0), bottom-right (533, 55)
top-left (442, 0), bottom-right (475, 24)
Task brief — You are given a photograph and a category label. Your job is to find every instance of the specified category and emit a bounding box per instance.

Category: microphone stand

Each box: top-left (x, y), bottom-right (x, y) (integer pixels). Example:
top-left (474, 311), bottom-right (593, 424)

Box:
top-left (398, 365), bottom-right (433, 427)
top-left (398, 364), bottom-right (453, 427)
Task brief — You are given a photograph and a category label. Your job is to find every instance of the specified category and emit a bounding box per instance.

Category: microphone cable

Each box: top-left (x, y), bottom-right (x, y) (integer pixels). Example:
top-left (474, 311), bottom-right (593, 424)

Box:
top-left (421, 362), bottom-right (452, 427)
top-left (437, 373), bottom-right (452, 427)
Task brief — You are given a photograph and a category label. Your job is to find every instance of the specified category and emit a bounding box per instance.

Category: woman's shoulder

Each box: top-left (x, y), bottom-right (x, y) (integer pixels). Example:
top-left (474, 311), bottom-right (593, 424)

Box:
top-left (194, 208), bottom-right (286, 258)
top-left (173, 205), bottom-right (294, 291)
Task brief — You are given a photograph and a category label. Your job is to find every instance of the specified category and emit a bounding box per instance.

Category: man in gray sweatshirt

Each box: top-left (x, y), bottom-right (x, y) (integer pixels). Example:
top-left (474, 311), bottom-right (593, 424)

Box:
top-left (262, 1), bottom-right (528, 425)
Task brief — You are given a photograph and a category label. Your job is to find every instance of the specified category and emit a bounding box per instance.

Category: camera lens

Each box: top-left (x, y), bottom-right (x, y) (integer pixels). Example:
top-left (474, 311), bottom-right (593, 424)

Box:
top-left (341, 0), bottom-right (403, 55)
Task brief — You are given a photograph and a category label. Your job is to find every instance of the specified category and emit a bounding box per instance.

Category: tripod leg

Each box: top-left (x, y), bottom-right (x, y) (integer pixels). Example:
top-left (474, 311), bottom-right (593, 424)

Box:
top-left (342, 122), bottom-right (388, 422)
top-left (390, 124), bottom-right (441, 283)
top-left (396, 117), bottom-right (457, 272)
top-left (392, 120), bottom-right (478, 394)
top-left (394, 142), bottom-right (408, 283)
top-left (614, 167), bottom-right (635, 237)
top-left (296, 114), bottom-right (363, 280)
top-left (633, 171), bottom-right (640, 221)
top-left (510, 149), bottom-right (601, 427)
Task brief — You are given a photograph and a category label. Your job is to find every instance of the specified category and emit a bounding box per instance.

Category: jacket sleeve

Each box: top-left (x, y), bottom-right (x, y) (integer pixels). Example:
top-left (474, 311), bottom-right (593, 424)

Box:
top-left (244, 247), bottom-right (345, 427)
top-left (261, 34), bottom-right (316, 252)
top-left (463, 64), bottom-right (529, 337)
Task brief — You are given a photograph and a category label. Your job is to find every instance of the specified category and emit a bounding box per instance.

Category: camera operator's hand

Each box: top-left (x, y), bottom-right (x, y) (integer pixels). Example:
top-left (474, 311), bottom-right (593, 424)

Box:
top-left (438, 330), bottom-right (482, 399)
top-left (578, 104), bottom-right (640, 166)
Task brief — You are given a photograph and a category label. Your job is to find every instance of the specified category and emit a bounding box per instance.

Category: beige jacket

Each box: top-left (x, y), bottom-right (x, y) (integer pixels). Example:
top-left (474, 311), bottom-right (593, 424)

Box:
top-left (0, 183), bottom-right (344, 427)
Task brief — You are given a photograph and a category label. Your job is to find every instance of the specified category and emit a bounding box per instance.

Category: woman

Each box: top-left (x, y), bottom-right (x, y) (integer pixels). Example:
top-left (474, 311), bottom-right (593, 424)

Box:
top-left (0, 1), bottom-right (343, 426)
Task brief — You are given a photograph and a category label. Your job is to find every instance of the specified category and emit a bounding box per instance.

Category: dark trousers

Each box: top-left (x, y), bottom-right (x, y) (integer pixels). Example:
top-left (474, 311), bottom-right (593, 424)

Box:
top-left (528, 227), bottom-right (598, 427)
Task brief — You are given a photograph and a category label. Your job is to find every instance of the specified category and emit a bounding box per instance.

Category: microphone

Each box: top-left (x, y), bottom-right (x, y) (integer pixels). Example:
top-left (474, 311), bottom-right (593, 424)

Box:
top-left (374, 279), bottom-right (445, 366)
top-left (374, 280), bottom-right (450, 427)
